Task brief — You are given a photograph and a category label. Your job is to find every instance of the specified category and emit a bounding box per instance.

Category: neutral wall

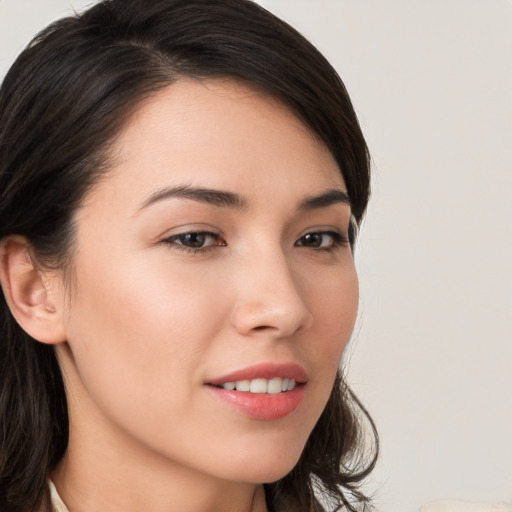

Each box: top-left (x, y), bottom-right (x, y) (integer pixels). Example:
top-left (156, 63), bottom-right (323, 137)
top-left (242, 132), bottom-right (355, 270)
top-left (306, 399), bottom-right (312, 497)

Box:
top-left (1, 1), bottom-right (511, 511)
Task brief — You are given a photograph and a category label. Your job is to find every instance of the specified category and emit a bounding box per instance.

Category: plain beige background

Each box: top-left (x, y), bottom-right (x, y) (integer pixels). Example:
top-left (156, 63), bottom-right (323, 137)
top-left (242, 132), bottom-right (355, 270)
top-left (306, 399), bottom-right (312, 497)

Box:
top-left (1, 1), bottom-right (511, 511)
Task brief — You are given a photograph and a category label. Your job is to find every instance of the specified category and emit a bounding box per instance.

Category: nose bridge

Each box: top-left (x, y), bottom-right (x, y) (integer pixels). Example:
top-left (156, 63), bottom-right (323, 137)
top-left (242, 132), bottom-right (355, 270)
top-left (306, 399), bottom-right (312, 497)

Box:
top-left (230, 241), bottom-right (313, 337)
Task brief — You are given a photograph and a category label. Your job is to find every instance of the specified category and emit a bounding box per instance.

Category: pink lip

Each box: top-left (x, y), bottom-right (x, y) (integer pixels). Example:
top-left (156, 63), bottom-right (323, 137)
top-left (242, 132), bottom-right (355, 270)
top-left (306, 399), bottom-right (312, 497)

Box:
top-left (207, 386), bottom-right (305, 421)
top-left (205, 362), bottom-right (308, 421)
top-left (207, 362), bottom-right (308, 386)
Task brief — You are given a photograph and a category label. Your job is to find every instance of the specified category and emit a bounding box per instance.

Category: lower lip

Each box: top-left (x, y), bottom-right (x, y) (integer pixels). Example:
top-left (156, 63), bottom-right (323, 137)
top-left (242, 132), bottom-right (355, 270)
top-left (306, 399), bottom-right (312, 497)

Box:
top-left (206, 385), bottom-right (305, 421)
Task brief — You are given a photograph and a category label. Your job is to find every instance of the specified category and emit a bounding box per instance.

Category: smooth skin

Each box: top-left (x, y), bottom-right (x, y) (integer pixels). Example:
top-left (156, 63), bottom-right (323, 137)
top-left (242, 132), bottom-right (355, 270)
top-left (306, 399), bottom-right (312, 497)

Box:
top-left (0, 80), bottom-right (358, 512)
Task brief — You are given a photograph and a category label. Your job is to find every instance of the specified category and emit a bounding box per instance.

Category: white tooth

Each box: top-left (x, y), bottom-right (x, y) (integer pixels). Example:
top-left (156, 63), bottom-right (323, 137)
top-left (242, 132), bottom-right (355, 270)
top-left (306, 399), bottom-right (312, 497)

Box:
top-left (281, 378), bottom-right (289, 392)
top-left (267, 378), bottom-right (282, 394)
top-left (222, 382), bottom-right (235, 391)
top-left (287, 379), bottom-right (296, 391)
top-left (250, 378), bottom-right (268, 394)
top-left (235, 380), bottom-right (251, 392)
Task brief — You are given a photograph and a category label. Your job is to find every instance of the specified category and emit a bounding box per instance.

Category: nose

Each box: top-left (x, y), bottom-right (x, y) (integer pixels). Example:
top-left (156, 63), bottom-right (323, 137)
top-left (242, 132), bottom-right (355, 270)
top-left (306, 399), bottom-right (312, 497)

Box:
top-left (229, 250), bottom-right (313, 338)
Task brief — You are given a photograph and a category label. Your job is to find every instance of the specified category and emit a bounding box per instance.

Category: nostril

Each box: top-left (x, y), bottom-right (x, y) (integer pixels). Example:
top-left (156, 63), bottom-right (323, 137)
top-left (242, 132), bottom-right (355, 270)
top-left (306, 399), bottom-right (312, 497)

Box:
top-left (253, 325), bottom-right (272, 331)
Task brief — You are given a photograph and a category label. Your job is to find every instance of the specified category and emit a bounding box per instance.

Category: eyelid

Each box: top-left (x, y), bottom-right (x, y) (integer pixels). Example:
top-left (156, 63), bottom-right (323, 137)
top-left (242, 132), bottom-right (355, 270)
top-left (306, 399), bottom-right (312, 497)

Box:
top-left (297, 224), bottom-right (349, 239)
top-left (155, 222), bottom-right (222, 239)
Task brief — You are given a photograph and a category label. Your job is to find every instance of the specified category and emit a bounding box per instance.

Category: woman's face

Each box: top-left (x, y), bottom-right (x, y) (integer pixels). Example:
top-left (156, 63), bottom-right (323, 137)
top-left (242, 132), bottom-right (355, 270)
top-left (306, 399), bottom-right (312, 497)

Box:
top-left (56, 80), bottom-right (358, 484)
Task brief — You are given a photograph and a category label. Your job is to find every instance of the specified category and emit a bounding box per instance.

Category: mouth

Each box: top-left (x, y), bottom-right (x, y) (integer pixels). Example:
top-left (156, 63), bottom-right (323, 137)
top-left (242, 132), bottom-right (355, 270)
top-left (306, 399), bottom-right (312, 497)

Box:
top-left (212, 377), bottom-right (297, 394)
top-left (205, 362), bottom-right (308, 420)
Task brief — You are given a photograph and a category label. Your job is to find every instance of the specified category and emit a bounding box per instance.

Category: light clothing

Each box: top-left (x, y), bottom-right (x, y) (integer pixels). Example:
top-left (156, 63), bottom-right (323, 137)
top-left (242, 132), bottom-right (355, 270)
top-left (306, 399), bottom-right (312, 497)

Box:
top-left (49, 481), bottom-right (70, 512)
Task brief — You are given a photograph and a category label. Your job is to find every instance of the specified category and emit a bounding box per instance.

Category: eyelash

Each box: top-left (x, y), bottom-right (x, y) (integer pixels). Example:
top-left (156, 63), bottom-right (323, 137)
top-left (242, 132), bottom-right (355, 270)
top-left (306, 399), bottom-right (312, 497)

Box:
top-left (162, 231), bottom-right (226, 254)
top-left (294, 231), bottom-right (349, 251)
top-left (162, 230), bottom-right (349, 254)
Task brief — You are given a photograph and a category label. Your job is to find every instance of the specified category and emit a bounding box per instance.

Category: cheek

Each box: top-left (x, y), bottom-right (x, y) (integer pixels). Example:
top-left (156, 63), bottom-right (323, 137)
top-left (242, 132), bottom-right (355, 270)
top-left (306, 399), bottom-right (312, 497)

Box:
top-left (63, 253), bottom-right (227, 424)
top-left (305, 259), bottom-right (358, 345)
top-left (303, 263), bottom-right (359, 394)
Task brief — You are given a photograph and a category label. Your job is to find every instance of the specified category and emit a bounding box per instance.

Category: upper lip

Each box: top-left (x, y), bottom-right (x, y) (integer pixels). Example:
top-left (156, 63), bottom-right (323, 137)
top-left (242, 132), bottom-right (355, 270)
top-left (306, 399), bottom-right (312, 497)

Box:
top-left (207, 362), bottom-right (309, 386)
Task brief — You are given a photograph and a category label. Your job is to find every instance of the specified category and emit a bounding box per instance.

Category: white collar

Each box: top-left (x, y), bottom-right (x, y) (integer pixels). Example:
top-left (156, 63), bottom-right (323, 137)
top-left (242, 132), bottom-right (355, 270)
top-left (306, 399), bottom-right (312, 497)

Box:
top-left (48, 480), bottom-right (70, 512)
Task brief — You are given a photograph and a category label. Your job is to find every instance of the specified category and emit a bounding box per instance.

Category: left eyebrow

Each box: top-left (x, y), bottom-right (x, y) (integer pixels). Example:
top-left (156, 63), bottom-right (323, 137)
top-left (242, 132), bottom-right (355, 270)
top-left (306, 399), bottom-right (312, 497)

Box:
top-left (137, 184), bottom-right (248, 213)
top-left (298, 189), bottom-right (351, 211)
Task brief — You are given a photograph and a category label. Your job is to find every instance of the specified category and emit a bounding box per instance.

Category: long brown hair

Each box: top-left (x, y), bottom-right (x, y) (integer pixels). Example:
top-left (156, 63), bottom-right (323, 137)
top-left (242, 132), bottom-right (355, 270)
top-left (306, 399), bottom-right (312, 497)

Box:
top-left (0, 1), bottom-right (377, 510)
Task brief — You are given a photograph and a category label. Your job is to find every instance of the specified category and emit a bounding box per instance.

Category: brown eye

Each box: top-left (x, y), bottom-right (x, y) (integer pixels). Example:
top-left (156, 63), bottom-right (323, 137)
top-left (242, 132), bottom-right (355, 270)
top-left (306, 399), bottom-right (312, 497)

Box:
top-left (164, 231), bottom-right (226, 251)
top-left (295, 231), bottom-right (347, 249)
top-left (298, 233), bottom-right (323, 247)
top-left (175, 232), bottom-right (210, 248)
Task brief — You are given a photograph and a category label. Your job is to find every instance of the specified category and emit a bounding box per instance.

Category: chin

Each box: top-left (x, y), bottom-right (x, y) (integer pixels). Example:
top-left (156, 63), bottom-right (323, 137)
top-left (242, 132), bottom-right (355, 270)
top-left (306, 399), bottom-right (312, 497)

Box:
top-left (214, 414), bottom-right (318, 484)
top-left (223, 444), bottom-right (306, 485)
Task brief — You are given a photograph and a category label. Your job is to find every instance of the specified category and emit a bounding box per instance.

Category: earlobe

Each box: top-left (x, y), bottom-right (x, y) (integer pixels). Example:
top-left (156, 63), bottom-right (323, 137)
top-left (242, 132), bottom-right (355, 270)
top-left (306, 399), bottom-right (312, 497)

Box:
top-left (0, 235), bottom-right (67, 345)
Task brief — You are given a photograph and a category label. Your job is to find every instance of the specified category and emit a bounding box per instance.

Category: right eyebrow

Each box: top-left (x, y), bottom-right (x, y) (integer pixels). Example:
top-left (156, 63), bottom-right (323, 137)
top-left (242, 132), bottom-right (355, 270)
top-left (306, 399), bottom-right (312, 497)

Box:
top-left (137, 184), bottom-right (248, 213)
top-left (298, 188), bottom-right (352, 211)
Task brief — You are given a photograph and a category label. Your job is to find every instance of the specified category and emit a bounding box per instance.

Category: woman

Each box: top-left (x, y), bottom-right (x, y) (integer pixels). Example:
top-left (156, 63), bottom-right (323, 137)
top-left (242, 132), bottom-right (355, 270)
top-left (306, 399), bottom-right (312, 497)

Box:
top-left (0, 1), bottom-right (377, 511)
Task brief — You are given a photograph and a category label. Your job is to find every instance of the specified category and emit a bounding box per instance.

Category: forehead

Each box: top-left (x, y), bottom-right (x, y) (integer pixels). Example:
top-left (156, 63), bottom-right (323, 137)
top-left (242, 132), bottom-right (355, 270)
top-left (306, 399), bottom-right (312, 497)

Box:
top-left (85, 79), bottom-right (345, 212)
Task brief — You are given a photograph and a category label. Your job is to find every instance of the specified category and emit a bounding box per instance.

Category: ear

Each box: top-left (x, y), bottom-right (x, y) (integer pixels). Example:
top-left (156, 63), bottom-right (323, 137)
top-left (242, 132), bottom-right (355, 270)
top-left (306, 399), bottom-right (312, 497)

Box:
top-left (0, 235), bottom-right (67, 344)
